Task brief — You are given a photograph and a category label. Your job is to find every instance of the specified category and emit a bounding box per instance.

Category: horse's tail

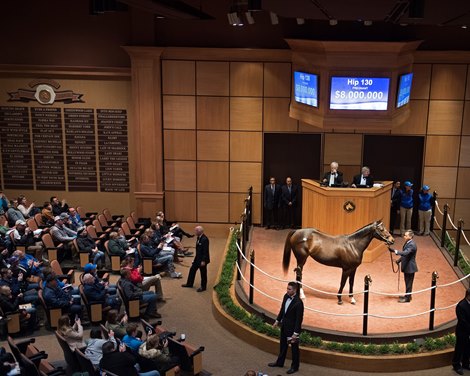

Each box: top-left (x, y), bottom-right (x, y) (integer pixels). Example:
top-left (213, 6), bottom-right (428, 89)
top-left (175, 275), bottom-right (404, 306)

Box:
top-left (283, 230), bottom-right (296, 274)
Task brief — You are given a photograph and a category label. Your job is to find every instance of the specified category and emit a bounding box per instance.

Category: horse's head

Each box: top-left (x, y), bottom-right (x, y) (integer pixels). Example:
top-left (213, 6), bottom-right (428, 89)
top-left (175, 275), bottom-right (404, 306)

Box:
top-left (373, 220), bottom-right (394, 245)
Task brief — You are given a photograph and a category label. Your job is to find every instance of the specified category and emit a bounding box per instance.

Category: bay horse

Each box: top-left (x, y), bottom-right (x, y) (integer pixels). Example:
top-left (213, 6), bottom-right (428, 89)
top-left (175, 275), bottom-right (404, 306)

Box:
top-left (283, 220), bottom-right (394, 305)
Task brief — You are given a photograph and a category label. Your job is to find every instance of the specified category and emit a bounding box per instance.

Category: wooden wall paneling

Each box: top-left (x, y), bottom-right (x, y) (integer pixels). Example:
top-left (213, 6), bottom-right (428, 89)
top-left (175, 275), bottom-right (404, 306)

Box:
top-left (410, 64), bottom-right (431, 100)
top-left (424, 136), bottom-right (461, 166)
top-left (196, 61), bottom-right (229, 96)
top-left (324, 134), bottom-right (363, 166)
top-left (423, 166), bottom-right (458, 198)
top-left (230, 62), bottom-right (263, 97)
top-left (263, 62), bottom-right (291, 97)
top-left (456, 168), bottom-right (470, 198)
top-left (163, 130), bottom-right (196, 160)
top-left (453, 199), bottom-right (470, 228)
top-left (165, 191), bottom-right (196, 222)
top-left (197, 193), bottom-right (229, 222)
top-left (164, 161), bottom-right (196, 191)
top-left (460, 136), bottom-right (470, 167)
top-left (229, 192), bottom-right (261, 224)
top-left (430, 64), bottom-right (467, 100)
top-left (467, 66), bottom-right (470, 100)
top-left (196, 96), bottom-right (229, 130)
top-left (427, 101), bottom-right (464, 135)
top-left (162, 60), bottom-right (195, 95)
top-left (230, 132), bottom-right (262, 162)
top-left (163, 96), bottom-right (196, 129)
top-left (391, 100), bottom-right (428, 135)
top-left (197, 131), bottom-right (229, 161)
top-left (230, 98), bottom-right (262, 131)
top-left (462, 101), bottom-right (470, 135)
top-left (263, 98), bottom-right (298, 132)
top-left (229, 162), bottom-right (262, 193)
top-left (299, 121), bottom-right (320, 133)
top-left (197, 161), bottom-right (229, 192)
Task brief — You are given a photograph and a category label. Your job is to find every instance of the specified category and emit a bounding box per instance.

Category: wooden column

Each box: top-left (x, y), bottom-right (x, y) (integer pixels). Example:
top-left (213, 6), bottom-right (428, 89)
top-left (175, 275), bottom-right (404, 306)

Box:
top-left (123, 47), bottom-right (165, 218)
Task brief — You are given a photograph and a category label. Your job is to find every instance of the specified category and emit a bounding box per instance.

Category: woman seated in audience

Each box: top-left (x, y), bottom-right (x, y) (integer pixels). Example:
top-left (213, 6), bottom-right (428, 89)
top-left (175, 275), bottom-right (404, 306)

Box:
top-left (108, 231), bottom-right (140, 267)
top-left (76, 228), bottom-right (105, 267)
top-left (85, 327), bottom-right (116, 368)
top-left (105, 309), bottom-right (128, 340)
top-left (0, 285), bottom-right (36, 334)
top-left (139, 235), bottom-right (181, 279)
top-left (57, 314), bottom-right (85, 351)
top-left (17, 195), bottom-right (37, 219)
top-left (120, 258), bottom-right (164, 301)
top-left (152, 219), bottom-right (192, 258)
top-left (139, 334), bottom-right (179, 375)
top-left (41, 201), bottom-right (54, 226)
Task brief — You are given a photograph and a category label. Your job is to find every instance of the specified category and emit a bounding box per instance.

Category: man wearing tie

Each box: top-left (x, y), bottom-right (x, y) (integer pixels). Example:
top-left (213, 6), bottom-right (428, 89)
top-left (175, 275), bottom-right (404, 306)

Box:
top-left (264, 177), bottom-right (281, 229)
top-left (281, 177), bottom-right (298, 229)
top-left (322, 161), bottom-right (343, 187)
top-left (181, 226), bottom-right (210, 292)
top-left (351, 166), bottom-right (374, 187)
top-left (268, 281), bottom-right (304, 374)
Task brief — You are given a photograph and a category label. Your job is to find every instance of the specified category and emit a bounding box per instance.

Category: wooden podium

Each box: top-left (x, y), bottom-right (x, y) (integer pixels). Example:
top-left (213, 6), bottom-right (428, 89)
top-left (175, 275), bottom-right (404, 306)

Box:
top-left (301, 179), bottom-right (393, 262)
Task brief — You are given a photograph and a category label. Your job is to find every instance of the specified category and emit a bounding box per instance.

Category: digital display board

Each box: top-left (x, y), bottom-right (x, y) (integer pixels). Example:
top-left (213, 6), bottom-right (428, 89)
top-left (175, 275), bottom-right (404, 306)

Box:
top-left (294, 71), bottom-right (318, 107)
top-left (329, 77), bottom-right (390, 110)
top-left (396, 73), bottom-right (413, 108)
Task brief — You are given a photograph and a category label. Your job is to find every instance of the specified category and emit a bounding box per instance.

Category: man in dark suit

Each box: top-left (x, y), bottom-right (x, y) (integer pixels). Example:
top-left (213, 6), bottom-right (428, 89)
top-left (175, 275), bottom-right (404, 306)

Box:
top-left (390, 181), bottom-right (402, 234)
top-left (351, 166), bottom-right (374, 187)
top-left (389, 230), bottom-right (418, 303)
top-left (268, 281), bottom-right (304, 374)
top-left (181, 226), bottom-right (210, 292)
top-left (281, 177), bottom-right (298, 229)
top-left (452, 288), bottom-right (470, 375)
top-left (322, 161), bottom-right (343, 187)
top-left (264, 177), bottom-right (281, 229)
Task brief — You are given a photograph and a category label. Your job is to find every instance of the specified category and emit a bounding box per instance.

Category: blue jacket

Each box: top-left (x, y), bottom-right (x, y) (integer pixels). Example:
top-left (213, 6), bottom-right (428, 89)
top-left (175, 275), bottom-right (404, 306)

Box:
top-left (122, 334), bottom-right (144, 352)
top-left (43, 285), bottom-right (71, 308)
top-left (400, 189), bottom-right (414, 209)
top-left (19, 254), bottom-right (42, 276)
top-left (419, 193), bottom-right (432, 211)
top-left (83, 283), bottom-right (106, 303)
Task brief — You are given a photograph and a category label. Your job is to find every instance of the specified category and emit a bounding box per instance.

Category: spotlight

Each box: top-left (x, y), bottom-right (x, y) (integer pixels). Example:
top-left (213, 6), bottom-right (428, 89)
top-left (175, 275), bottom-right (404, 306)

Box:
top-left (364, 20), bottom-right (372, 26)
top-left (245, 11), bottom-right (255, 24)
top-left (227, 12), bottom-right (243, 26)
top-left (462, 25), bottom-right (468, 29)
top-left (296, 18), bottom-right (305, 25)
top-left (270, 11), bottom-right (279, 25)
top-left (329, 19), bottom-right (338, 26)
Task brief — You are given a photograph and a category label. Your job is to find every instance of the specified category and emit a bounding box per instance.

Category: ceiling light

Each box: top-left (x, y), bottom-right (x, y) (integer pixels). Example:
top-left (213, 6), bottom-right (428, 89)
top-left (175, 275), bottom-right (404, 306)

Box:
top-left (270, 11), bottom-right (279, 25)
top-left (245, 11), bottom-right (255, 24)
top-left (227, 12), bottom-right (242, 26)
top-left (296, 18), bottom-right (305, 25)
top-left (364, 20), bottom-right (372, 26)
top-left (462, 25), bottom-right (468, 29)
top-left (329, 19), bottom-right (338, 26)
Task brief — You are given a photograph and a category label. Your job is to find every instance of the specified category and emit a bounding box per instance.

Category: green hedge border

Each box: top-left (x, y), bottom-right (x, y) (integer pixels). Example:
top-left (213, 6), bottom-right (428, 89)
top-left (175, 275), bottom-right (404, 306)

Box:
top-left (214, 230), bottom-right (457, 356)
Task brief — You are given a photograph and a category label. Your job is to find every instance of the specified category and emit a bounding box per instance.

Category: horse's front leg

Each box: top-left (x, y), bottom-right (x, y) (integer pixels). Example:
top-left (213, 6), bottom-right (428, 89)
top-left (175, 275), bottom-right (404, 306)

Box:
top-left (349, 269), bottom-right (357, 305)
top-left (337, 270), bottom-right (349, 305)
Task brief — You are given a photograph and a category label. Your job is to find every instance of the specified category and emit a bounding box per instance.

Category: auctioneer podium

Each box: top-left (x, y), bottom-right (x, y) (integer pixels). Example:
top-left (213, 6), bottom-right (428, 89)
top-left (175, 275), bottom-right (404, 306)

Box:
top-left (301, 179), bottom-right (393, 262)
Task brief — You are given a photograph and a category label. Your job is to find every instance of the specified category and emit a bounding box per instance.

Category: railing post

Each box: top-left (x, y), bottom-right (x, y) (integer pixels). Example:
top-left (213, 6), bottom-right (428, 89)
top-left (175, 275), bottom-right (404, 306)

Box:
top-left (430, 191), bottom-right (437, 232)
top-left (454, 219), bottom-right (464, 267)
top-left (236, 233), bottom-right (241, 281)
top-left (249, 250), bottom-right (255, 304)
top-left (248, 186), bottom-right (253, 227)
top-left (429, 271), bottom-right (439, 331)
top-left (440, 204), bottom-right (448, 247)
top-left (362, 275), bottom-right (372, 336)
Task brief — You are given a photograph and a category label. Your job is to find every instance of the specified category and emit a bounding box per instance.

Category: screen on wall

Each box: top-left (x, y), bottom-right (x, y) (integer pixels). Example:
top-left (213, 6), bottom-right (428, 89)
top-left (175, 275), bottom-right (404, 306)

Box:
top-left (329, 76), bottom-right (390, 110)
top-left (294, 71), bottom-right (318, 108)
top-left (396, 73), bottom-right (413, 108)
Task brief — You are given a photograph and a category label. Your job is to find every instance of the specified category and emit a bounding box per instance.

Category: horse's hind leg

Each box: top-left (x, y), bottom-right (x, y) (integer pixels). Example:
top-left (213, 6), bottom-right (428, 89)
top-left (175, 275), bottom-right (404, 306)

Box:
top-left (337, 270), bottom-right (349, 305)
top-left (349, 269), bottom-right (357, 305)
top-left (293, 264), bottom-right (306, 299)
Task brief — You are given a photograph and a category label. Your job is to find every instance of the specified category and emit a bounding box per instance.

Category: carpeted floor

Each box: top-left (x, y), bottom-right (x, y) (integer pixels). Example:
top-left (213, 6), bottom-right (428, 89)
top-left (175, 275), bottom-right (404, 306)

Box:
top-left (0, 233), bottom-right (463, 376)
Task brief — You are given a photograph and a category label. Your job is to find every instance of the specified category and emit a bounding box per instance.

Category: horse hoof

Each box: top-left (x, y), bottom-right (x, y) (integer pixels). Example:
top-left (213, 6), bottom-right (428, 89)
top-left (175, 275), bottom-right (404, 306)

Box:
top-left (350, 298), bottom-right (356, 305)
top-left (337, 300), bottom-right (343, 305)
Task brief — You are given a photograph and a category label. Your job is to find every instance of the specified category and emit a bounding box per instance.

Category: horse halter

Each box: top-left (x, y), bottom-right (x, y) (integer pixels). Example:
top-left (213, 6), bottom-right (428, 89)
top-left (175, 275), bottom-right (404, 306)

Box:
top-left (374, 222), bottom-right (394, 245)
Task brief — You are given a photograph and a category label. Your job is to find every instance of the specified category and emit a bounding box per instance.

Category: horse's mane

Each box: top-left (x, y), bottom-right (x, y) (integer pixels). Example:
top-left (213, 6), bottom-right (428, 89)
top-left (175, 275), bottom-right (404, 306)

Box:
top-left (348, 221), bottom-right (377, 241)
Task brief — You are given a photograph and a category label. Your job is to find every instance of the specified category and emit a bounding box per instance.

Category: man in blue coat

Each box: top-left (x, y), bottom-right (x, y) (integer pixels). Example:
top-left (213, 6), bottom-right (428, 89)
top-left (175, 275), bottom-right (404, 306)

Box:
top-left (390, 230), bottom-right (418, 303)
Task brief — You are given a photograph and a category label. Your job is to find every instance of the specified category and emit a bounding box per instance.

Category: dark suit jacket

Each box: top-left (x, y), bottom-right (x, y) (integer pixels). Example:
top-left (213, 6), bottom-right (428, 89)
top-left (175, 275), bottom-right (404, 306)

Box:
top-left (194, 234), bottom-right (210, 265)
top-left (281, 184), bottom-right (298, 207)
top-left (455, 298), bottom-right (470, 336)
top-left (396, 239), bottom-right (418, 274)
top-left (391, 187), bottom-right (402, 210)
top-left (276, 294), bottom-right (304, 336)
top-left (322, 171), bottom-right (343, 186)
top-left (352, 174), bottom-right (374, 187)
top-left (264, 184), bottom-right (281, 209)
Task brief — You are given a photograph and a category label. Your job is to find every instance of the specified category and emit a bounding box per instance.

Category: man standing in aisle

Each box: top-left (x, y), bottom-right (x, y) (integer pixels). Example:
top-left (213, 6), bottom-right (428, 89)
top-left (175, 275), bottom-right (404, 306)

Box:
top-left (181, 226), bottom-right (210, 292)
top-left (389, 230), bottom-right (418, 303)
top-left (268, 281), bottom-right (304, 374)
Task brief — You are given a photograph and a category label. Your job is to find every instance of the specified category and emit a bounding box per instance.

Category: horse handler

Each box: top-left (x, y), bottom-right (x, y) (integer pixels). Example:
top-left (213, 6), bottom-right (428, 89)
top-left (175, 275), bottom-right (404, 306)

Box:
top-left (268, 281), bottom-right (304, 374)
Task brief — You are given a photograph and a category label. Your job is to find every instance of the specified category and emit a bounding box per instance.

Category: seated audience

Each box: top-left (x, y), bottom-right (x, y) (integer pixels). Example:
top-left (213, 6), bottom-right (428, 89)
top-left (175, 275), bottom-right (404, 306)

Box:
top-left (122, 322), bottom-right (144, 352)
top-left (0, 285), bottom-right (36, 334)
top-left (41, 201), bottom-right (54, 226)
top-left (50, 215), bottom-right (76, 256)
top-left (119, 269), bottom-right (160, 320)
top-left (85, 327), bottom-right (116, 368)
top-left (140, 235), bottom-right (181, 279)
top-left (82, 273), bottom-right (121, 311)
top-left (120, 258), bottom-right (164, 301)
top-left (50, 196), bottom-right (69, 217)
top-left (6, 200), bottom-right (25, 228)
top-left (105, 309), bottom-right (128, 340)
top-left (77, 228), bottom-right (105, 267)
top-left (13, 250), bottom-right (42, 278)
top-left (139, 334), bottom-right (179, 374)
top-left (100, 340), bottom-right (160, 376)
top-left (43, 274), bottom-right (82, 319)
top-left (0, 267), bottom-right (39, 306)
top-left (57, 314), bottom-right (85, 351)
top-left (68, 207), bottom-right (84, 231)
top-left (11, 219), bottom-right (44, 260)
top-left (108, 232), bottom-right (140, 267)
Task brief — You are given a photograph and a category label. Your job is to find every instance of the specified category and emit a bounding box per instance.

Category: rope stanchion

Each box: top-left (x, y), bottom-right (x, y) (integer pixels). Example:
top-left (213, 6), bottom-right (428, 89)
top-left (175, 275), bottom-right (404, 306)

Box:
top-left (363, 275), bottom-right (372, 336)
top-left (429, 271), bottom-right (438, 331)
top-left (454, 220), bottom-right (463, 266)
top-left (368, 310), bottom-right (435, 319)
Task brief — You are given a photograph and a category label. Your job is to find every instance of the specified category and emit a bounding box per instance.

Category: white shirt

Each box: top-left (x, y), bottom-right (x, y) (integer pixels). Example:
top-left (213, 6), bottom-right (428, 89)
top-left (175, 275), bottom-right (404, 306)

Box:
top-left (329, 173), bottom-right (336, 186)
top-left (360, 175), bottom-right (367, 185)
